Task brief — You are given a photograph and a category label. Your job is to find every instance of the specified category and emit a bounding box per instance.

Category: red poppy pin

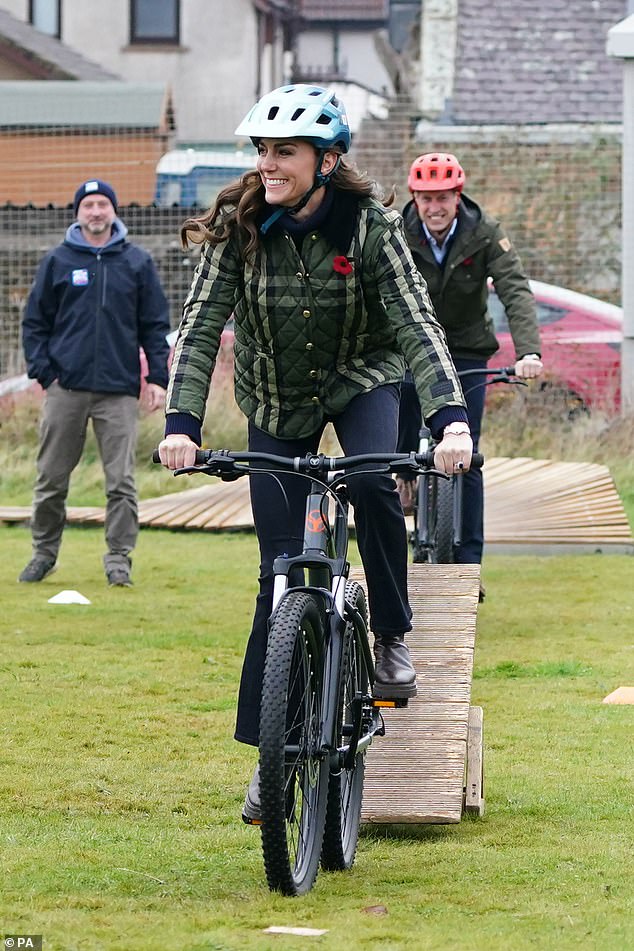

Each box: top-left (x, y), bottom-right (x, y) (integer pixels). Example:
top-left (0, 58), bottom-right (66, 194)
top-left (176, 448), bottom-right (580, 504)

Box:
top-left (333, 255), bottom-right (353, 275)
top-left (462, 257), bottom-right (474, 266)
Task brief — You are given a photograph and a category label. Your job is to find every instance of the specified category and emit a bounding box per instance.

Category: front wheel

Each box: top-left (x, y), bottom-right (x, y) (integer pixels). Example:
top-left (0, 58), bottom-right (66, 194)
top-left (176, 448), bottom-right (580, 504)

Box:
top-left (321, 581), bottom-right (369, 872)
top-left (412, 476), bottom-right (455, 564)
top-left (259, 592), bottom-right (329, 896)
top-left (433, 476), bottom-right (455, 563)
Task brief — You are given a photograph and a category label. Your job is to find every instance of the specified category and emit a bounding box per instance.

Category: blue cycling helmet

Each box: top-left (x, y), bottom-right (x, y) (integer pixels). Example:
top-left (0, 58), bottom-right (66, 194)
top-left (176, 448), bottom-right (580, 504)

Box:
top-left (235, 84), bottom-right (351, 153)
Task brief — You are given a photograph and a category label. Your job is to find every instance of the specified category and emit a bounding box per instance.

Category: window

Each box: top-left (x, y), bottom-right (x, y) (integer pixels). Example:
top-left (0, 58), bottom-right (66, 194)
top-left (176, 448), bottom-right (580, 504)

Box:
top-left (131, 0), bottom-right (180, 44)
top-left (29, 0), bottom-right (61, 38)
top-left (488, 288), bottom-right (566, 334)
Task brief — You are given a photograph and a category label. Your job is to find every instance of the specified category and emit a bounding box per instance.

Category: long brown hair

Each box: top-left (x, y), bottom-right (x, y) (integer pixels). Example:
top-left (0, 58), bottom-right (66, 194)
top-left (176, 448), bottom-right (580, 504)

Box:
top-left (180, 155), bottom-right (395, 259)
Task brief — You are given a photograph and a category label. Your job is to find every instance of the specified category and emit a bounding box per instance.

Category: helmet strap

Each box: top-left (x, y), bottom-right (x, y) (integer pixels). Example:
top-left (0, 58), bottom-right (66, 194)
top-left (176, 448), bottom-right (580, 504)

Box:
top-left (259, 150), bottom-right (340, 235)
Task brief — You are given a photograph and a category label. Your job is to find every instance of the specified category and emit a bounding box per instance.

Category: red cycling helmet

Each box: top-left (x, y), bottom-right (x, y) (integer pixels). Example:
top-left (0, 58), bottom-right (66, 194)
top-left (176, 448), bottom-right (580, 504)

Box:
top-left (408, 153), bottom-right (465, 192)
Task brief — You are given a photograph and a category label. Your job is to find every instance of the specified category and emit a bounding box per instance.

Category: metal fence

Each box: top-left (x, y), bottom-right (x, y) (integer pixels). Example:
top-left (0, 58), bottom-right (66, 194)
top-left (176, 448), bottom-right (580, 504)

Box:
top-left (0, 104), bottom-right (624, 417)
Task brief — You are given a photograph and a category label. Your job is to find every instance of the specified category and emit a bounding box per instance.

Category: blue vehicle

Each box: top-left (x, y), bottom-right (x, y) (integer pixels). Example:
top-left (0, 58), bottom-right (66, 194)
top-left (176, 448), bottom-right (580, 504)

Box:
top-left (154, 149), bottom-right (258, 207)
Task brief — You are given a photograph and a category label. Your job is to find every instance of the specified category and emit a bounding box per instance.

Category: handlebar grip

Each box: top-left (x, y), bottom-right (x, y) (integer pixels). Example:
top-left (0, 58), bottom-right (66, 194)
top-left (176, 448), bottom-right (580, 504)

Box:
top-left (415, 450), bottom-right (484, 470)
top-left (151, 448), bottom-right (210, 465)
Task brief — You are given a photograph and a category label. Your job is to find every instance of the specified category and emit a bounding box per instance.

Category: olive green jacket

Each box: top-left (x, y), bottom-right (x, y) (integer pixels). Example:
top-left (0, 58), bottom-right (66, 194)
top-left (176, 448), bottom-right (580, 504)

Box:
top-left (402, 194), bottom-right (540, 361)
top-left (166, 191), bottom-right (466, 440)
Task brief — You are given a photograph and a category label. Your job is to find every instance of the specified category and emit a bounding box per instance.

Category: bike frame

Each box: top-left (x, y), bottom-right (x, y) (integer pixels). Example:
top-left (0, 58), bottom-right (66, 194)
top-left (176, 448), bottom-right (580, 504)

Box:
top-left (270, 476), bottom-right (383, 773)
top-left (411, 367), bottom-right (522, 563)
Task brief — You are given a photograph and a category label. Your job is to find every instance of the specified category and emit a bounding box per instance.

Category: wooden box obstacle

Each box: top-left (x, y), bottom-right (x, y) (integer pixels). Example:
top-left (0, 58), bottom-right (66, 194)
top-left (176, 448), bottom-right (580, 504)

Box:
top-left (350, 564), bottom-right (484, 824)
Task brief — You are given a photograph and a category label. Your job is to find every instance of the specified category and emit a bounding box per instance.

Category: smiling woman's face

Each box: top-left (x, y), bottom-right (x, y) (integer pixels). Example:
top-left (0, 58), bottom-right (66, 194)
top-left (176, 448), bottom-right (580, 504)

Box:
top-left (256, 138), bottom-right (336, 211)
top-left (256, 138), bottom-right (317, 208)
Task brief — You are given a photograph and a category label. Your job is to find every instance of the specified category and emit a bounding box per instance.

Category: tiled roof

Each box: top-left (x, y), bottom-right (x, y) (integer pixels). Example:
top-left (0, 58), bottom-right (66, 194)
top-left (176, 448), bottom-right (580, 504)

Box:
top-left (450, 0), bottom-right (626, 124)
top-left (298, 0), bottom-right (388, 22)
top-left (0, 81), bottom-right (173, 129)
top-left (0, 7), bottom-right (119, 80)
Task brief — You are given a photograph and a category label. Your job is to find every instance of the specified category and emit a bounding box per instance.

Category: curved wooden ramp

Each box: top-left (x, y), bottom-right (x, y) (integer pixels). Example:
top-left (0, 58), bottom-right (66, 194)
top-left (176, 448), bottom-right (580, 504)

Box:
top-left (1, 458), bottom-right (632, 548)
top-left (351, 564), bottom-right (482, 824)
top-left (483, 457), bottom-right (633, 546)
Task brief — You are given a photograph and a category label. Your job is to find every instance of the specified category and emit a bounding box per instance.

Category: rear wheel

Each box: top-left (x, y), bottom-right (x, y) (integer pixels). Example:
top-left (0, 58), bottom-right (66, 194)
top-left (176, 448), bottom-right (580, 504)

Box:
top-left (259, 592), bottom-right (329, 895)
top-left (321, 581), bottom-right (369, 871)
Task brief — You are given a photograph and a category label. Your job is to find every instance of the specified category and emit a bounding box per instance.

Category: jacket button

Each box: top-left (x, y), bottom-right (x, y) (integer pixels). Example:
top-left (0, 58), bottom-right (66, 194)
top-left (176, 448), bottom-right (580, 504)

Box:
top-left (311, 233), bottom-right (317, 240)
top-left (296, 271), bottom-right (303, 279)
top-left (309, 370), bottom-right (318, 378)
top-left (311, 396), bottom-right (320, 404)
top-left (303, 309), bottom-right (311, 318)
top-left (305, 342), bottom-right (314, 350)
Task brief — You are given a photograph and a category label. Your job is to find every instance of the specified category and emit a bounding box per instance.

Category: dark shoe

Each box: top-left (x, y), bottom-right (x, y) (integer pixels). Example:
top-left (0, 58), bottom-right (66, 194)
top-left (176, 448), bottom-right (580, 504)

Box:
top-left (18, 557), bottom-right (56, 583)
top-left (373, 634), bottom-right (417, 699)
top-left (479, 583), bottom-right (486, 603)
top-left (107, 568), bottom-right (133, 587)
top-left (242, 764), bottom-right (261, 825)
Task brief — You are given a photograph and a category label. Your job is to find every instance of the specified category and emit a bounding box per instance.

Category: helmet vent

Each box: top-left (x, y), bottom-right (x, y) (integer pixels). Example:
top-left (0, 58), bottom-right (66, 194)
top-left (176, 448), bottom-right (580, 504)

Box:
top-left (316, 114), bottom-right (331, 126)
top-left (267, 106), bottom-right (279, 120)
top-left (291, 108), bottom-right (306, 121)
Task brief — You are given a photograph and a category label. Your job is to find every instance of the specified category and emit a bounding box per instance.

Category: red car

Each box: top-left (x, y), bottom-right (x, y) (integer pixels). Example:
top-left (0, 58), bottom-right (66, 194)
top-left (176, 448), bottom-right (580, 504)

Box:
top-left (488, 280), bottom-right (622, 413)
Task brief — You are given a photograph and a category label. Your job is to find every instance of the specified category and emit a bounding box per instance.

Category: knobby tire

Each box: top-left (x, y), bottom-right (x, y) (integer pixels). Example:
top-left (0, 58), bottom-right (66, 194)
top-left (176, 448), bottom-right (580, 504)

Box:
top-left (434, 476), bottom-right (455, 563)
top-left (321, 581), bottom-right (369, 872)
top-left (258, 592), bottom-right (329, 895)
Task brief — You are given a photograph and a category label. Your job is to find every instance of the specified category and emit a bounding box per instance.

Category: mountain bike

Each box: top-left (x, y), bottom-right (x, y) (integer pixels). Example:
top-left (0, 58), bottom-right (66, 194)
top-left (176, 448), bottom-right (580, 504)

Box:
top-left (409, 367), bottom-right (524, 564)
top-left (155, 446), bottom-right (481, 896)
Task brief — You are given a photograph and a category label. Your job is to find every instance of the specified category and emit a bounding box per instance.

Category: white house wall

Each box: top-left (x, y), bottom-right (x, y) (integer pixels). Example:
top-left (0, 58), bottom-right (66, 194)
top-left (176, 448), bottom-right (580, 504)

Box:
top-left (0, 0), bottom-right (24, 18)
top-left (296, 29), bottom-right (393, 95)
top-left (0, 0), bottom-right (261, 143)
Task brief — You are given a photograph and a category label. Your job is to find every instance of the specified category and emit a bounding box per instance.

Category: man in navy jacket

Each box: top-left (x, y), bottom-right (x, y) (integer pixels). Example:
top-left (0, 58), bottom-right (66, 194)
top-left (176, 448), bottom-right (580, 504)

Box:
top-left (20, 179), bottom-right (170, 587)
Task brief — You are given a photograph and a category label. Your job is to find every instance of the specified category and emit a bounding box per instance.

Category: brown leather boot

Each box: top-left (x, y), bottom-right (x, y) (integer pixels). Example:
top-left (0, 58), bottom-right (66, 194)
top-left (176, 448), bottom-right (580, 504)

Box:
top-left (373, 634), bottom-right (417, 699)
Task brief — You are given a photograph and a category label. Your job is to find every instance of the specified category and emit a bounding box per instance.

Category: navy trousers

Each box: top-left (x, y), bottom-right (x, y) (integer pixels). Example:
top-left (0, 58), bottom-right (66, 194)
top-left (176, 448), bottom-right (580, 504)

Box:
top-left (397, 358), bottom-right (487, 565)
top-left (235, 384), bottom-right (412, 746)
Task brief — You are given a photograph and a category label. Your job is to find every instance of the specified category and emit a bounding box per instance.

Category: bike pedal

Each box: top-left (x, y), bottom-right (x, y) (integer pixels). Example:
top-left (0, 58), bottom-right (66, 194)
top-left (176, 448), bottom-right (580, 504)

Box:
top-left (372, 697), bottom-right (409, 709)
top-left (241, 814), bottom-right (262, 826)
top-left (372, 697), bottom-right (408, 709)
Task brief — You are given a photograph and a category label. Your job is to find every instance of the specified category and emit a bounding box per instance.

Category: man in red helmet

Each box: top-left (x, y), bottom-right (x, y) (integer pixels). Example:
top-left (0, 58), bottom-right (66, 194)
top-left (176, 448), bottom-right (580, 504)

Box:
top-left (397, 152), bottom-right (543, 593)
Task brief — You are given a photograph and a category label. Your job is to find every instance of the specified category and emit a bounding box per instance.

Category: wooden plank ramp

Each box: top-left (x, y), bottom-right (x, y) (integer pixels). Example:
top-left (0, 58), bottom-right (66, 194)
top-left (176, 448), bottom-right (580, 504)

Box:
top-left (350, 563), bottom-right (481, 825)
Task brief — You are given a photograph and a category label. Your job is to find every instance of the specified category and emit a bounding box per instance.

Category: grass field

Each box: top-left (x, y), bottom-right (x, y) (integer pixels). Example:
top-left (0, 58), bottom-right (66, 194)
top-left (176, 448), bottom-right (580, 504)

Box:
top-left (2, 522), bottom-right (633, 951)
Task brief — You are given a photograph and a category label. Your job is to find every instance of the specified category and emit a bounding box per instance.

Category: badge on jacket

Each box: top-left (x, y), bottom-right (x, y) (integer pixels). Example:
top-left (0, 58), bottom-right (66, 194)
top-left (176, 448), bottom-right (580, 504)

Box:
top-left (72, 269), bottom-right (89, 286)
top-left (498, 237), bottom-right (511, 253)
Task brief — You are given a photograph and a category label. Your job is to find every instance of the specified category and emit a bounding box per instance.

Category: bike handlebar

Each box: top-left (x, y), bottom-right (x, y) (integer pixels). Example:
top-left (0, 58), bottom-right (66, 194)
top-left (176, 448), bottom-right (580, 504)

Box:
top-left (459, 366), bottom-right (518, 379)
top-left (152, 448), bottom-right (484, 477)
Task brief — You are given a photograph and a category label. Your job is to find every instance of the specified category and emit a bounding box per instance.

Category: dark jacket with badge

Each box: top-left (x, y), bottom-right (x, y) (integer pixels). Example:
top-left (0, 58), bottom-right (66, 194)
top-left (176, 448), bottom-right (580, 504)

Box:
top-left (166, 189), bottom-right (466, 442)
top-left (402, 193), bottom-right (540, 361)
top-left (23, 220), bottom-right (170, 397)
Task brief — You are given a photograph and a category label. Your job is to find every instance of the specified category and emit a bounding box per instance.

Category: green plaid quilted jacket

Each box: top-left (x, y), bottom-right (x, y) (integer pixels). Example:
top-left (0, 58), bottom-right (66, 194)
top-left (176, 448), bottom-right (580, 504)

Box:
top-left (166, 192), bottom-right (465, 440)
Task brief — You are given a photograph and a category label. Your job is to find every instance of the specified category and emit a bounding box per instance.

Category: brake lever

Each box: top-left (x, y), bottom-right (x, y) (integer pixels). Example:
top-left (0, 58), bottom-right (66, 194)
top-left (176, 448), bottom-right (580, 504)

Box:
top-left (173, 460), bottom-right (246, 480)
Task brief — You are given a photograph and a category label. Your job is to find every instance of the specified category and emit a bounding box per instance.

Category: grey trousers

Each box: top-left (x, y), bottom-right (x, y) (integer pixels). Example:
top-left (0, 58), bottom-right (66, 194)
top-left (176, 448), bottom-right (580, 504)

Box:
top-left (30, 383), bottom-right (139, 572)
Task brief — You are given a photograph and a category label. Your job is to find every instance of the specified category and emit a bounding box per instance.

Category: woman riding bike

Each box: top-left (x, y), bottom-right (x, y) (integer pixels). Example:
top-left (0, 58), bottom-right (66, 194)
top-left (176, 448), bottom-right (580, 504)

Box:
top-left (157, 85), bottom-right (472, 820)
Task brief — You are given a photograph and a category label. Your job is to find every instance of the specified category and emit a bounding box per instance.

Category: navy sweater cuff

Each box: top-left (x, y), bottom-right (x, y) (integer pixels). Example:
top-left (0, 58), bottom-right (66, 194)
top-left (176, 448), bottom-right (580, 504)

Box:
top-left (427, 407), bottom-right (469, 442)
top-left (164, 412), bottom-right (202, 446)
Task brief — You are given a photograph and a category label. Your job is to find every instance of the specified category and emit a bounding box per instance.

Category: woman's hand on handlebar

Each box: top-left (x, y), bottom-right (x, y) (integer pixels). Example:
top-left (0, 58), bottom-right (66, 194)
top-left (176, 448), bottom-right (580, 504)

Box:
top-left (433, 431), bottom-right (473, 475)
top-left (158, 434), bottom-right (198, 470)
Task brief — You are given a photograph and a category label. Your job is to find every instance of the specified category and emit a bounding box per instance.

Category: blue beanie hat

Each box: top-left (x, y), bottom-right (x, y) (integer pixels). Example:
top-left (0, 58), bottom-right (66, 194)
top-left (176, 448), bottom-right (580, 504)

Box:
top-left (73, 179), bottom-right (118, 215)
